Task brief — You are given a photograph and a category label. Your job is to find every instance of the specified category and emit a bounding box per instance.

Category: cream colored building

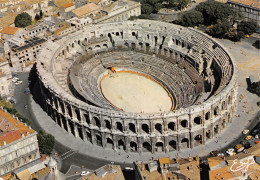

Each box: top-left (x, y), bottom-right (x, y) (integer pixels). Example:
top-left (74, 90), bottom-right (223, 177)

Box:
top-left (94, 0), bottom-right (141, 23)
top-left (0, 108), bottom-right (41, 176)
top-left (0, 73), bottom-right (9, 97)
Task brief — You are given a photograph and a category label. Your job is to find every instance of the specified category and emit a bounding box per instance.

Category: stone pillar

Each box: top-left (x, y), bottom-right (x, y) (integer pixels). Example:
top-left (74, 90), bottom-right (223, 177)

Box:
top-left (101, 132), bottom-right (106, 148)
top-left (73, 122), bottom-right (79, 137)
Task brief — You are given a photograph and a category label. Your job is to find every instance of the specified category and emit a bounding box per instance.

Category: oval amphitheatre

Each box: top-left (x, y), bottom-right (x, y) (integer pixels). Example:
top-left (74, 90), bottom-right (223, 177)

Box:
top-left (36, 20), bottom-right (237, 154)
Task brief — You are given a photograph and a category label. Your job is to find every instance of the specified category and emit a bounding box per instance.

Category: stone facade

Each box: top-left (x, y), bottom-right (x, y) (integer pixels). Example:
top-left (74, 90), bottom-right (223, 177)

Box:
top-left (36, 20), bottom-right (237, 154)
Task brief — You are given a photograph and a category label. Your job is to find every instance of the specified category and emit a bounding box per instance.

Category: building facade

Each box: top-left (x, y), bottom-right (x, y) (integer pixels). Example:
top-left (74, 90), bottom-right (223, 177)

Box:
top-left (0, 108), bottom-right (40, 176)
top-left (227, 0), bottom-right (260, 27)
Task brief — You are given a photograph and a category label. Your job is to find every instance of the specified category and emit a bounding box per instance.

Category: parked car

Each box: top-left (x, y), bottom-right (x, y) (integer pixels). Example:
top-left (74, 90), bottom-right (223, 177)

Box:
top-left (210, 150), bottom-right (219, 156)
top-left (234, 144), bottom-right (243, 150)
top-left (255, 141), bottom-right (260, 144)
top-left (226, 148), bottom-right (235, 156)
top-left (245, 135), bottom-right (253, 141)
top-left (248, 137), bottom-right (256, 143)
top-left (242, 129), bottom-right (250, 134)
top-left (217, 153), bottom-right (225, 157)
top-left (240, 140), bottom-right (248, 145)
top-left (237, 147), bottom-right (245, 153)
top-left (255, 134), bottom-right (260, 139)
top-left (81, 171), bottom-right (89, 176)
top-left (252, 129), bottom-right (260, 136)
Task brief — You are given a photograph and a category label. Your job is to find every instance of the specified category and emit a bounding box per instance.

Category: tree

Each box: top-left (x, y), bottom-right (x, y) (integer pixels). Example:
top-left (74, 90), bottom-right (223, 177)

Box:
top-left (248, 81), bottom-right (260, 97)
top-left (180, 10), bottom-right (204, 27)
top-left (207, 20), bottom-right (231, 38)
top-left (237, 20), bottom-right (257, 35)
top-left (40, 10), bottom-right (43, 18)
top-left (37, 130), bottom-right (55, 155)
top-left (177, 0), bottom-right (190, 10)
top-left (140, 0), bottom-right (162, 14)
top-left (225, 28), bottom-right (244, 42)
top-left (15, 12), bottom-right (32, 28)
top-left (196, 1), bottom-right (241, 25)
top-left (253, 40), bottom-right (260, 49)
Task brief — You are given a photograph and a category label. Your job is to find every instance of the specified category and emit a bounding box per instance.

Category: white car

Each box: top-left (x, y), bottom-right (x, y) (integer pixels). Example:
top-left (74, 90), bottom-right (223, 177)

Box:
top-left (242, 129), bottom-right (249, 134)
top-left (226, 148), bottom-right (235, 155)
top-left (81, 171), bottom-right (89, 176)
top-left (217, 153), bottom-right (225, 157)
top-left (12, 79), bottom-right (18, 82)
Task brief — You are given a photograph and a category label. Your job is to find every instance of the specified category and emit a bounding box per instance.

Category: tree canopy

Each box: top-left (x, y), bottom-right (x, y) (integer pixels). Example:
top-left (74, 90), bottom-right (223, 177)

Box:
top-left (37, 130), bottom-right (55, 155)
top-left (237, 20), bottom-right (258, 35)
top-left (180, 10), bottom-right (204, 27)
top-left (15, 12), bottom-right (32, 28)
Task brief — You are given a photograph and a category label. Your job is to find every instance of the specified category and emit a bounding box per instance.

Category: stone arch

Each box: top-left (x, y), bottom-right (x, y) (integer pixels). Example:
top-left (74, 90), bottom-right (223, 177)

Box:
top-left (84, 114), bottom-right (90, 124)
top-left (155, 123), bottom-right (162, 133)
top-left (129, 123), bottom-right (136, 133)
top-left (86, 131), bottom-right (92, 142)
top-left (118, 139), bottom-right (125, 150)
top-left (214, 125), bottom-right (219, 134)
top-left (194, 116), bottom-right (202, 125)
top-left (228, 95), bottom-right (232, 104)
top-left (155, 142), bottom-right (164, 152)
top-left (94, 45), bottom-right (101, 50)
top-left (222, 101), bottom-right (226, 110)
top-left (181, 138), bottom-right (189, 149)
top-left (93, 116), bottom-right (101, 128)
top-left (194, 134), bottom-right (202, 145)
top-left (61, 116), bottom-right (68, 132)
top-left (96, 135), bottom-right (102, 146)
top-left (142, 124), bottom-right (149, 134)
top-left (131, 42), bottom-right (136, 49)
top-left (205, 111), bottom-right (210, 120)
top-left (143, 142), bottom-right (151, 152)
top-left (206, 130), bottom-right (211, 139)
top-left (181, 120), bottom-right (188, 128)
top-left (105, 120), bottom-right (111, 129)
top-left (130, 141), bottom-right (137, 152)
top-left (75, 109), bottom-right (81, 121)
top-left (169, 140), bottom-right (176, 151)
top-left (168, 122), bottom-right (175, 131)
top-left (106, 138), bottom-right (113, 149)
top-left (116, 122), bottom-right (123, 132)
top-left (214, 106), bottom-right (219, 116)
top-left (103, 44), bottom-right (108, 48)
top-left (145, 43), bottom-right (150, 52)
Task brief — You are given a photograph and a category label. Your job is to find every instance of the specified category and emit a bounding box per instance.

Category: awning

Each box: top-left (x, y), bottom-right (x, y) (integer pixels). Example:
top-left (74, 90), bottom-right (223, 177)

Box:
top-left (16, 170), bottom-right (30, 180)
top-left (28, 162), bottom-right (46, 174)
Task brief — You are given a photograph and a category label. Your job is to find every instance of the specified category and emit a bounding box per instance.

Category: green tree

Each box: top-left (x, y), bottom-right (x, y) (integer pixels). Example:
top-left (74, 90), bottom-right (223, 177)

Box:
top-left (15, 12), bottom-right (32, 28)
top-left (196, 1), bottom-right (241, 25)
top-left (177, 0), bottom-right (190, 10)
top-left (140, 0), bottom-right (162, 14)
top-left (237, 20), bottom-right (257, 35)
top-left (253, 40), bottom-right (260, 49)
top-left (248, 81), bottom-right (260, 97)
top-left (180, 10), bottom-right (204, 27)
top-left (207, 20), bottom-right (231, 38)
top-left (37, 130), bottom-right (55, 155)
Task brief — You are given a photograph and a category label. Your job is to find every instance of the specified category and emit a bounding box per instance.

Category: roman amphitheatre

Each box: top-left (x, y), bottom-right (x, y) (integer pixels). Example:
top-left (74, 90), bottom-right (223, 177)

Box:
top-left (36, 20), bottom-right (237, 154)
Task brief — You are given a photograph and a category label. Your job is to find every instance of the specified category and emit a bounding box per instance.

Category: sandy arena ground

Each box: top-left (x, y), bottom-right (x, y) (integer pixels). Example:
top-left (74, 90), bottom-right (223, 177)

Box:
top-left (100, 72), bottom-right (173, 113)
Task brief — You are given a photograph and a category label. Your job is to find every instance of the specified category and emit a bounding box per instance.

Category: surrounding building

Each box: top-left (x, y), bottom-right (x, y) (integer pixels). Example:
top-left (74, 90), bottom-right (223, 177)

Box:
top-left (227, 0), bottom-right (260, 27)
top-left (0, 108), bottom-right (41, 177)
top-left (80, 164), bottom-right (125, 180)
top-left (0, 26), bottom-right (22, 40)
top-left (134, 157), bottom-right (201, 180)
top-left (208, 143), bottom-right (260, 180)
top-left (0, 57), bottom-right (11, 98)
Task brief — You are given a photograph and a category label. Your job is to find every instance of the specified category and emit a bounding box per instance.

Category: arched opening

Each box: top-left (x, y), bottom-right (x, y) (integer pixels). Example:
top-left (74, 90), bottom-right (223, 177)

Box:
top-left (214, 107), bottom-right (219, 116)
top-left (181, 120), bottom-right (188, 128)
top-left (96, 135), bottom-right (102, 146)
top-left (143, 142), bottom-right (151, 152)
top-left (105, 120), bottom-right (111, 129)
top-left (103, 44), bottom-right (108, 48)
top-left (194, 116), bottom-right (202, 125)
top-left (116, 122), bottom-right (123, 132)
top-left (222, 101), bottom-right (226, 110)
top-left (214, 125), bottom-right (219, 134)
top-left (181, 138), bottom-right (189, 149)
top-left (145, 43), bottom-right (150, 52)
top-left (118, 139), bottom-right (125, 150)
top-left (129, 123), bottom-right (136, 133)
top-left (130, 141), bottom-right (137, 152)
top-left (194, 134), bottom-right (202, 145)
top-left (78, 126), bottom-right (84, 140)
top-left (106, 138), bottom-right (113, 149)
top-left (61, 116), bottom-right (68, 132)
top-left (155, 123), bottom-right (162, 134)
top-left (84, 114), bottom-right (90, 124)
top-left (131, 43), bottom-right (136, 50)
top-left (67, 105), bottom-right (72, 117)
top-left (168, 122), bottom-right (175, 131)
top-left (205, 112), bottom-right (210, 120)
top-left (116, 32), bottom-right (119, 36)
top-left (155, 142), bottom-right (163, 152)
top-left (206, 130), bottom-right (211, 139)
top-left (75, 109), bottom-right (81, 121)
top-left (86, 132), bottom-right (91, 142)
top-left (142, 124), bottom-right (149, 134)
top-left (169, 140), bottom-right (176, 151)
top-left (93, 117), bottom-right (101, 128)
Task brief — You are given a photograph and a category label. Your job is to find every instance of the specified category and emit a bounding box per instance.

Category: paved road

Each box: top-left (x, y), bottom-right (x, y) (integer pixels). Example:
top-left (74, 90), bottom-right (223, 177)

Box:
top-left (13, 71), bottom-right (133, 175)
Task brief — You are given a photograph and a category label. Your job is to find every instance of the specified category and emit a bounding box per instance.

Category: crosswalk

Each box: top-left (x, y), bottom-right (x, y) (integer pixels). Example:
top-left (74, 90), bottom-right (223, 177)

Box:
top-left (60, 150), bottom-right (78, 160)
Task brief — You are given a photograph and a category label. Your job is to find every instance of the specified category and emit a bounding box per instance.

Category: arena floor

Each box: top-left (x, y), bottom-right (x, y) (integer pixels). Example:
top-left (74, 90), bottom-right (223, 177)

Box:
top-left (100, 71), bottom-right (174, 113)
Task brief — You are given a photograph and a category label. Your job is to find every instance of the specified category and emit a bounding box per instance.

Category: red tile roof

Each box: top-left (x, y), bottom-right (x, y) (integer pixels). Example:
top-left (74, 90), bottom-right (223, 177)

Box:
top-left (0, 109), bottom-right (35, 146)
top-left (0, 26), bottom-right (20, 35)
top-left (62, 2), bottom-right (74, 8)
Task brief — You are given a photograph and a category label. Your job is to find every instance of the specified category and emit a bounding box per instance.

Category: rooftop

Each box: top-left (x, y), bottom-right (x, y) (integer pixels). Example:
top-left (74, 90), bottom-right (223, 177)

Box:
top-left (229, 0), bottom-right (260, 9)
top-left (0, 26), bottom-right (20, 35)
top-left (80, 164), bottom-right (125, 180)
top-left (72, 3), bottom-right (100, 17)
top-left (62, 2), bottom-right (75, 9)
top-left (11, 37), bottom-right (46, 52)
top-left (0, 108), bottom-right (35, 146)
top-left (0, 56), bottom-right (7, 62)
